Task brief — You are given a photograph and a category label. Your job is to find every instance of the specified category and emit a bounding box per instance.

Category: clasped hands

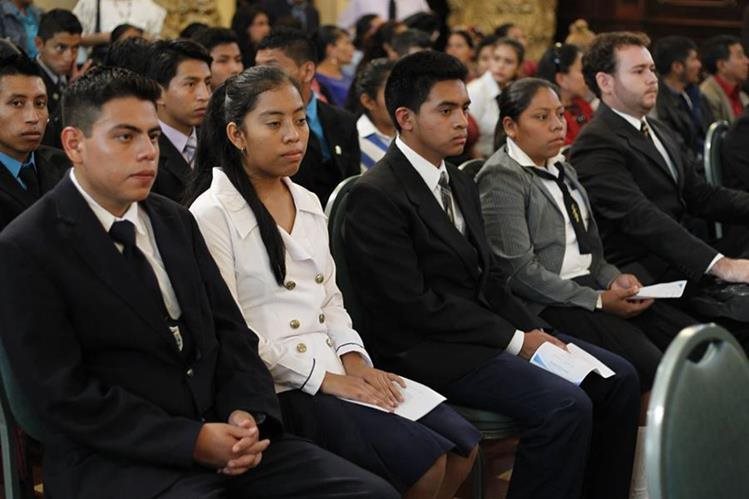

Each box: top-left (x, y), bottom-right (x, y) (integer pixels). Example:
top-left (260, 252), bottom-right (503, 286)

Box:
top-left (320, 352), bottom-right (406, 411)
top-left (193, 410), bottom-right (269, 476)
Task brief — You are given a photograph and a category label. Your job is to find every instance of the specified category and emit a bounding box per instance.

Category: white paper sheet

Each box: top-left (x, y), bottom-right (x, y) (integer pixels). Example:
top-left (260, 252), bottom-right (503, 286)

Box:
top-left (633, 280), bottom-right (687, 299)
top-left (340, 376), bottom-right (446, 421)
top-left (530, 342), bottom-right (615, 385)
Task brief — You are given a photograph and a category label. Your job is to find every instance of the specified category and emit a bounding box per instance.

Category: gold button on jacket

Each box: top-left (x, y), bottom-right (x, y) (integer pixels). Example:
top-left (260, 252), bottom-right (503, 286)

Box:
top-left (290, 319), bottom-right (300, 329)
top-left (296, 343), bottom-right (307, 353)
top-left (326, 337), bottom-right (333, 347)
top-left (314, 273), bottom-right (324, 284)
top-left (284, 281), bottom-right (296, 290)
top-left (318, 313), bottom-right (325, 323)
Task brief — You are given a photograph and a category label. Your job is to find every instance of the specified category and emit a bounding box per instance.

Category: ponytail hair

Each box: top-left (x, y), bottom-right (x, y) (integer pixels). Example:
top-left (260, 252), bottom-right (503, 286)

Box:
top-left (187, 66), bottom-right (301, 285)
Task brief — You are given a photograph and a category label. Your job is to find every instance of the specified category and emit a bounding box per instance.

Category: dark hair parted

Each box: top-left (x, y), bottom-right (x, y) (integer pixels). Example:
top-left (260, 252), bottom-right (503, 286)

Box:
top-left (476, 35), bottom-right (498, 56)
top-left (653, 36), bottom-right (697, 76)
top-left (0, 53), bottom-right (43, 81)
top-left (385, 50), bottom-right (467, 132)
top-left (494, 23), bottom-right (516, 38)
top-left (61, 65), bottom-right (161, 134)
top-left (179, 22), bottom-right (208, 40)
top-left (536, 43), bottom-right (581, 83)
top-left (145, 39), bottom-right (212, 88)
top-left (110, 23), bottom-right (143, 43)
top-left (391, 28), bottom-right (432, 57)
top-left (352, 58), bottom-right (395, 117)
top-left (449, 30), bottom-right (474, 50)
top-left (700, 35), bottom-right (741, 75)
top-left (499, 77), bottom-right (560, 123)
top-left (189, 67), bottom-right (300, 285)
top-left (496, 37), bottom-right (525, 66)
top-left (582, 31), bottom-right (650, 98)
top-left (105, 36), bottom-right (152, 74)
top-left (192, 27), bottom-right (240, 53)
top-left (37, 9), bottom-right (82, 41)
top-left (313, 25), bottom-right (348, 63)
top-left (257, 27), bottom-right (316, 65)
top-left (353, 14), bottom-right (379, 50)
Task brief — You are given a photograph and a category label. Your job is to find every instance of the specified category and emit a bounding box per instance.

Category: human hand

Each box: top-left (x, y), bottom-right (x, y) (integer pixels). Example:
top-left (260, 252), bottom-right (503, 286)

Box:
top-left (519, 329), bottom-right (567, 360)
top-left (70, 59), bottom-right (93, 82)
top-left (320, 372), bottom-right (396, 410)
top-left (609, 273), bottom-right (643, 291)
top-left (710, 257), bottom-right (749, 283)
top-left (193, 422), bottom-right (267, 474)
top-left (601, 287), bottom-right (652, 318)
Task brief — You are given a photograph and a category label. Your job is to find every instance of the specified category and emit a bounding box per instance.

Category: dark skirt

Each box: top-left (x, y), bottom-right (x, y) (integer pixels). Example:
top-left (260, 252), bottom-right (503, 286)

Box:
top-left (278, 390), bottom-right (480, 492)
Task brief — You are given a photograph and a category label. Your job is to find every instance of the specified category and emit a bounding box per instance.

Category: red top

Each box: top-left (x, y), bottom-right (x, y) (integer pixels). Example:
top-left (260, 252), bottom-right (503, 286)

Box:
top-left (715, 75), bottom-right (744, 119)
top-left (564, 97), bottom-right (594, 145)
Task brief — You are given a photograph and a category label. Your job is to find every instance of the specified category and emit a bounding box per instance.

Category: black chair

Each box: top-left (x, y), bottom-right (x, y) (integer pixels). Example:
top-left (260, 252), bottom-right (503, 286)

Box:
top-left (703, 120), bottom-right (730, 239)
top-left (458, 159), bottom-right (485, 180)
top-left (325, 175), bottom-right (520, 498)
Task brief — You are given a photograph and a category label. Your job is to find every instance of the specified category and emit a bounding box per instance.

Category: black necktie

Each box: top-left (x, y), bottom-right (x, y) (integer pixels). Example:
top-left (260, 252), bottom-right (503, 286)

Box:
top-left (640, 120), bottom-right (651, 140)
top-left (530, 162), bottom-right (592, 254)
top-left (109, 220), bottom-right (168, 315)
top-left (438, 171), bottom-right (455, 225)
top-left (389, 0), bottom-right (397, 20)
top-left (18, 163), bottom-right (40, 197)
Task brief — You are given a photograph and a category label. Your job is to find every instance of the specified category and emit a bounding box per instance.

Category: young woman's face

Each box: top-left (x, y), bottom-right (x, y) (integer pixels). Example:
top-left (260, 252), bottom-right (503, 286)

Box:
top-left (446, 33), bottom-right (473, 64)
top-left (328, 33), bottom-right (355, 65)
top-left (504, 86), bottom-right (566, 165)
top-left (247, 13), bottom-right (271, 44)
top-left (557, 52), bottom-right (588, 99)
top-left (361, 78), bottom-right (393, 132)
top-left (477, 44), bottom-right (493, 75)
top-left (233, 83), bottom-right (309, 180)
top-left (490, 43), bottom-right (520, 87)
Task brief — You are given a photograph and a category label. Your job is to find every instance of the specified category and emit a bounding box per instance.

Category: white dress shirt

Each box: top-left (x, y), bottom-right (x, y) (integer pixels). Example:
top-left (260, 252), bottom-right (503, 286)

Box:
top-left (73, 0), bottom-right (166, 36)
top-left (190, 169), bottom-right (372, 395)
top-left (159, 120), bottom-right (197, 166)
top-left (396, 138), bottom-right (526, 354)
top-left (69, 169), bottom-right (182, 319)
top-left (338, 0), bottom-right (430, 29)
top-left (467, 70), bottom-right (501, 158)
top-left (610, 108), bottom-right (723, 273)
top-left (506, 138), bottom-right (592, 280)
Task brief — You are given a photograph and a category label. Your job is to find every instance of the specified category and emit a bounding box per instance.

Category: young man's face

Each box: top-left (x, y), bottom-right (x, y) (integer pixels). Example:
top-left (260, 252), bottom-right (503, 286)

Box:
top-left (600, 44), bottom-right (658, 118)
top-left (682, 49), bottom-right (702, 85)
top-left (0, 74), bottom-right (48, 162)
top-left (158, 59), bottom-right (211, 135)
top-left (35, 31), bottom-right (81, 77)
top-left (719, 43), bottom-right (749, 83)
top-left (398, 79), bottom-right (470, 166)
top-left (66, 97), bottom-right (161, 216)
top-left (209, 42), bottom-right (243, 90)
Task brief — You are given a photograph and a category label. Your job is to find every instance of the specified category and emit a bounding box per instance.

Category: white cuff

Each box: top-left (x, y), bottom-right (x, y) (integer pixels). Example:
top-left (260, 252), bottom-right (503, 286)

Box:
top-left (705, 253), bottom-right (724, 274)
top-left (300, 359), bottom-right (326, 396)
top-left (596, 293), bottom-right (603, 309)
top-left (506, 330), bottom-right (525, 356)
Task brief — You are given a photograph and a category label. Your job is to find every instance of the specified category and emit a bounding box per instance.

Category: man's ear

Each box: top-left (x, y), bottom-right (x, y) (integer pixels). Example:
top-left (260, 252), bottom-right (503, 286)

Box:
top-left (300, 61), bottom-right (316, 84)
top-left (595, 71), bottom-right (614, 97)
top-left (394, 107), bottom-right (414, 131)
top-left (34, 36), bottom-right (44, 52)
top-left (670, 60), bottom-right (685, 77)
top-left (61, 126), bottom-right (84, 164)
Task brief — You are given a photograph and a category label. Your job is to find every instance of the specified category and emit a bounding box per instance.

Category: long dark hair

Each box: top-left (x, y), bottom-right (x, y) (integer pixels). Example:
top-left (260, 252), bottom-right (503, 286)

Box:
top-left (188, 66), bottom-right (300, 285)
top-left (349, 57), bottom-right (395, 116)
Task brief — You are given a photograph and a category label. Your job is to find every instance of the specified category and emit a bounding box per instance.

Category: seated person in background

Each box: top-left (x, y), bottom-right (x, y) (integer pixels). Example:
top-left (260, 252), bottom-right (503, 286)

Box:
top-left (445, 30), bottom-right (477, 82)
top-left (260, 0), bottom-right (319, 34)
top-left (467, 37), bottom-right (523, 158)
top-left (353, 58), bottom-right (397, 170)
top-left (699, 35), bottom-right (749, 123)
top-left (338, 0), bottom-right (430, 29)
top-left (146, 39), bottom-right (212, 203)
top-left (344, 50), bottom-right (640, 499)
top-left (256, 28), bottom-right (360, 205)
top-left (104, 36), bottom-right (152, 74)
top-left (0, 53), bottom-right (69, 231)
top-left (33, 9), bottom-right (89, 149)
top-left (651, 36), bottom-right (714, 163)
top-left (192, 27), bottom-right (244, 91)
top-left (494, 23), bottom-right (536, 76)
top-left (0, 65), bottom-right (398, 499)
top-left (72, 0), bottom-right (165, 54)
top-left (474, 35), bottom-right (498, 77)
top-left (571, 32), bottom-right (749, 351)
top-left (314, 25), bottom-right (355, 107)
top-left (721, 105), bottom-right (749, 193)
top-left (478, 77), bottom-right (696, 403)
top-left (110, 22), bottom-right (143, 42)
top-left (390, 28), bottom-right (432, 59)
top-left (189, 66), bottom-right (479, 497)
top-left (536, 43), bottom-right (593, 145)
top-left (230, 4), bottom-right (272, 68)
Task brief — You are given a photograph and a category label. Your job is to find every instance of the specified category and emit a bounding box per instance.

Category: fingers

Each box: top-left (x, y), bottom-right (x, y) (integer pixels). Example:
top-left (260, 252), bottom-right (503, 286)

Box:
top-left (388, 372), bottom-right (407, 388)
top-left (231, 431), bottom-right (261, 454)
top-left (225, 424), bottom-right (257, 441)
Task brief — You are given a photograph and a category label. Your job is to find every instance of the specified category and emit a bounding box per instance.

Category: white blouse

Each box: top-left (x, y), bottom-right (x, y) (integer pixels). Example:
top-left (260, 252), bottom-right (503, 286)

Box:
top-left (190, 169), bottom-right (372, 395)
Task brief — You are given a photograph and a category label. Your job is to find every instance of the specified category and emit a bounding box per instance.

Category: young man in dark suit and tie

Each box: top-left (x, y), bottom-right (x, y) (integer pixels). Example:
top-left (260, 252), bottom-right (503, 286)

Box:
top-left (0, 53), bottom-right (69, 231)
top-left (570, 32), bottom-right (749, 350)
top-left (343, 50), bottom-right (640, 499)
top-left (0, 66), bottom-right (397, 499)
top-left (255, 28), bottom-right (361, 205)
top-left (146, 39), bottom-right (212, 203)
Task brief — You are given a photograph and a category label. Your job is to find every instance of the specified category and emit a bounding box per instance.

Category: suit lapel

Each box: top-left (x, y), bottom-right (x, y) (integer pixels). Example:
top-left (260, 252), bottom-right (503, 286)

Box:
top-left (0, 161), bottom-right (34, 208)
top-left (158, 134), bottom-right (191, 185)
top-left (648, 119), bottom-right (686, 191)
top-left (386, 145), bottom-right (480, 277)
top-left (54, 178), bottom-right (182, 358)
top-left (317, 102), bottom-right (345, 175)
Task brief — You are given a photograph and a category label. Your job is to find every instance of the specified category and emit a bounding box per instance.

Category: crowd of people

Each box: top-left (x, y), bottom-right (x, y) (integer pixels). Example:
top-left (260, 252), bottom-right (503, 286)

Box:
top-left (1, 1), bottom-right (749, 498)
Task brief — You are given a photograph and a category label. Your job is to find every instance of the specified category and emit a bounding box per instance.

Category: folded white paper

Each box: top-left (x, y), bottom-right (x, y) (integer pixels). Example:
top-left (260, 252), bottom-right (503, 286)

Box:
top-left (530, 342), bottom-right (615, 385)
top-left (340, 376), bottom-right (446, 421)
top-left (633, 280), bottom-right (687, 299)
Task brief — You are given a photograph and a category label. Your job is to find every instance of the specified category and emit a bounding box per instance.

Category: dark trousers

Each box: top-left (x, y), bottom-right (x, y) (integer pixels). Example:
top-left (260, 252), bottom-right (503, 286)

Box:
top-left (157, 435), bottom-right (399, 499)
top-left (441, 336), bottom-right (640, 499)
top-left (540, 302), bottom-right (696, 390)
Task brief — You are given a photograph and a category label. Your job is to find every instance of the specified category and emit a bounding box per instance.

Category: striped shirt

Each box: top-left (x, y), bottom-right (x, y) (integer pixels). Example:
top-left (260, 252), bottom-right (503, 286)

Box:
top-left (357, 114), bottom-right (394, 171)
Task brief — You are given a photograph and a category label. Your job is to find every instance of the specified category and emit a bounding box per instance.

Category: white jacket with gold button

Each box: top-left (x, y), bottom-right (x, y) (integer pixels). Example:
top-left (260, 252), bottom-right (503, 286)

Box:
top-left (190, 169), bottom-right (372, 395)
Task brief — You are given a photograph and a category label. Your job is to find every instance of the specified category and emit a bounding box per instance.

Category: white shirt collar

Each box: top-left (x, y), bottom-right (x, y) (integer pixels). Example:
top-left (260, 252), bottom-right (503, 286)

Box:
top-left (506, 137), bottom-right (565, 171)
top-left (35, 56), bottom-right (66, 85)
top-left (395, 136), bottom-right (448, 192)
top-left (158, 120), bottom-right (194, 154)
top-left (356, 113), bottom-right (393, 142)
top-left (610, 107), bottom-right (648, 132)
top-left (69, 169), bottom-right (145, 235)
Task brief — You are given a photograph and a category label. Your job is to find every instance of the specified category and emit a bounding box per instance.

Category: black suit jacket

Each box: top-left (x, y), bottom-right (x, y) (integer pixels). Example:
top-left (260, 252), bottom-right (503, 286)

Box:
top-left (343, 144), bottom-right (545, 390)
top-left (292, 100), bottom-right (361, 205)
top-left (152, 133), bottom-right (192, 203)
top-left (652, 80), bottom-right (713, 161)
top-left (0, 177), bottom-right (281, 499)
top-left (35, 62), bottom-right (66, 149)
top-left (570, 103), bottom-right (749, 283)
top-left (0, 145), bottom-right (69, 231)
top-left (721, 106), bottom-right (749, 192)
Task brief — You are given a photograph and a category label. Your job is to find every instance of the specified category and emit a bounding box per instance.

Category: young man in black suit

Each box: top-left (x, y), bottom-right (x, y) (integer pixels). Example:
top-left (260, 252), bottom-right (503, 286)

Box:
top-left (255, 28), bottom-right (360, 205)
top-left (0, 66), bottom-right (397, 499)
top-left (570, 32), bottom-right (749, 348)
top-left (0, 53), bottom-right (69, 231)
top-left (343, 50), bottom-right (640, 499)
top-left (146, 39), bottom-right (212, 203)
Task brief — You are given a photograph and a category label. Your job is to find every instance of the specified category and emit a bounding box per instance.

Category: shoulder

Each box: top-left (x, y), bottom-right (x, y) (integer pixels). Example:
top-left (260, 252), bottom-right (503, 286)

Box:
top-left (36, 145), bottom-right (70, 164)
